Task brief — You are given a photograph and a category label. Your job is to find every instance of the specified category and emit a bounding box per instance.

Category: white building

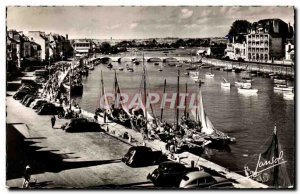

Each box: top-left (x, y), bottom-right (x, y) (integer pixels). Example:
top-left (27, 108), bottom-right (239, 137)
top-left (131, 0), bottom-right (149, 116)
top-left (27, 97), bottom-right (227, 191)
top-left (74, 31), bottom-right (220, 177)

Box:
top-left (73, 39), bottom-right (92, 57)
top-left (285, 41), bottom-right (294, 61)
top-left (224, 40), bottom-right (247, 60)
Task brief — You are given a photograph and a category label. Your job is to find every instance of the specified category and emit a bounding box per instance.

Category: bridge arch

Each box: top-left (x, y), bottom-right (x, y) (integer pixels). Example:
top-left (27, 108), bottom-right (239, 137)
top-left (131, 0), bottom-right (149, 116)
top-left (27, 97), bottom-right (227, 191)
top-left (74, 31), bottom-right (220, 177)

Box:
top-left (100, 57), bottom-right (112, 64)
top-left (163, 57), bottom-right (178, 63)
top-left (147, 57), bottom-right (162, 62)
top-left (118, 57), bottom-right (132, 63)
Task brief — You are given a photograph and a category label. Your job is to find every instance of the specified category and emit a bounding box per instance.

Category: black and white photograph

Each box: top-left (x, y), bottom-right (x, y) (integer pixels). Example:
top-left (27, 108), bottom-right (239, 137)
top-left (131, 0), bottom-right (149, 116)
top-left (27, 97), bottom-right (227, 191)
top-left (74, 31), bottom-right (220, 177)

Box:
top-left (5, 5), bottom-right (295, 190)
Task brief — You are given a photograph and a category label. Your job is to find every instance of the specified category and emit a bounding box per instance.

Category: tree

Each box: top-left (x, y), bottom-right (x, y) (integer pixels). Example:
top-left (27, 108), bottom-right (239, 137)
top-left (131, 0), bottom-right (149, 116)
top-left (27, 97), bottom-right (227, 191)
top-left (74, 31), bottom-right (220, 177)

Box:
top-left (100, 42), bottom-right (111, 54)
top-left (228, 20), bottom-right (252, 43)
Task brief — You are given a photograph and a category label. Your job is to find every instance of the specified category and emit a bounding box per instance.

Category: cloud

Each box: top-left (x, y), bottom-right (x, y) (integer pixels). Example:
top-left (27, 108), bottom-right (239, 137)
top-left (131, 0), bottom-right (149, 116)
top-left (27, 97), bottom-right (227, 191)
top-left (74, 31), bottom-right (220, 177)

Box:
top-left (180, 8), bottom-right (193, 19)
top-left (106, 24), bottom-right (121, 30)
top-left (129, 22), bottom-right (138, 29)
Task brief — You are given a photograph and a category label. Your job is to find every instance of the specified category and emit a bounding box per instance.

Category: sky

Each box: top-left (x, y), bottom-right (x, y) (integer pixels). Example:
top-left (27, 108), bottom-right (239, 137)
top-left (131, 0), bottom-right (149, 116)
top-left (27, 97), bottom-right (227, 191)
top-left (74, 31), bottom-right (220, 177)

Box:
top-left (6, 6), bottom-right (295, 39)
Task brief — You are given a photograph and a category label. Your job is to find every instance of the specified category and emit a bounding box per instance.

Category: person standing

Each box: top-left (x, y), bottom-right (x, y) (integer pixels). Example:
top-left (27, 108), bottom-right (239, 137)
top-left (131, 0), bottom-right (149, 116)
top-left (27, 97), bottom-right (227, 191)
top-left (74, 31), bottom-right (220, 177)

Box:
top-left (51, 115), bottom-right (56, 128)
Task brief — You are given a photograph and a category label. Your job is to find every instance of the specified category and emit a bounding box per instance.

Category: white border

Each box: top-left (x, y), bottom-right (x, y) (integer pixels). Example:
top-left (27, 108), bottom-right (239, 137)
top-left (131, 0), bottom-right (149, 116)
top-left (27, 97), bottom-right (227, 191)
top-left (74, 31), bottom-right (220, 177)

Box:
top-left (1, 0), bottom-right (298, 194)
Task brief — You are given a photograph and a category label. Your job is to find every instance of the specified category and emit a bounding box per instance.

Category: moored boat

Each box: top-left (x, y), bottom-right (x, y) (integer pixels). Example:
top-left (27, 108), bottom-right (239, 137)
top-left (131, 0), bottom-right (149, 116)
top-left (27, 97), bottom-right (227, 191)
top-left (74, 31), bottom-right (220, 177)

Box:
top-left (237, 87), bottom-right (258, 94)
top-left (273, 84), bottom-right (293, 92)
top-left (283, 91), bottom-right (294, 100)
top-left (221, 78), bottom-right (230, 88)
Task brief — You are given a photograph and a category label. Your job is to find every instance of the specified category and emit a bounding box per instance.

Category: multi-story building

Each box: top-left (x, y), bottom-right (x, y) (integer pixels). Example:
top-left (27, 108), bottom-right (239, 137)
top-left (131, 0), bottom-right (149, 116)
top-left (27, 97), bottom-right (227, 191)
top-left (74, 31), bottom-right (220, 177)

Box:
top-left (246, 19), bottom-right (293, 62)
top-left (73, 39), bottom-right (92, 57)
top-left (27, 31), bottom-right (50, 61)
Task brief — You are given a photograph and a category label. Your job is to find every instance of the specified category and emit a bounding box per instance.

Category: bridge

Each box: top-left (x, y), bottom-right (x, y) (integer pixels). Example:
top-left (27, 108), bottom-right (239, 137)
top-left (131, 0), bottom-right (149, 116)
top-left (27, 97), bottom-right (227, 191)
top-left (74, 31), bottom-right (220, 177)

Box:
top-left (88, 55), bottom-right (200, 63)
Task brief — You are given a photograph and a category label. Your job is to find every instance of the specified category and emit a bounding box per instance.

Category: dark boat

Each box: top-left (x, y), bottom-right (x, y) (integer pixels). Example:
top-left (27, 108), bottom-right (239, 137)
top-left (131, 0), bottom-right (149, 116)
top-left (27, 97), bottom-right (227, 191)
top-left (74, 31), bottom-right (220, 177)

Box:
top-left (244, 125), bottom-right (293, 188)
top-left (107, 63), bottom-right (113, 69)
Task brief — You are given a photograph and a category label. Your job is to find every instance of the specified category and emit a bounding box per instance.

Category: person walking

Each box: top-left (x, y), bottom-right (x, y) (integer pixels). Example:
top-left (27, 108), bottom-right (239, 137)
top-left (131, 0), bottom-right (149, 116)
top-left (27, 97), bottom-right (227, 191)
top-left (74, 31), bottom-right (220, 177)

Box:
top-left (22, 165), bottom-right (31, 188)
top-left (51, 115), bottom-right (56, 128)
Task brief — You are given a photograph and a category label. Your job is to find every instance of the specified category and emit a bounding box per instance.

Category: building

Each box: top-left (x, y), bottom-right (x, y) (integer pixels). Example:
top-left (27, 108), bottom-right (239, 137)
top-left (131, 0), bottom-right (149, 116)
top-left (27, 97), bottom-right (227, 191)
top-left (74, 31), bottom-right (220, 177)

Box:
top-left (246, 19), bottom-right (294, 62)
top-left (27, 31), bottom-right (50, 61)
top-left (224, 40), bottom-right (247, 60)
top-left (285, 40), bottom-right (294, 61)
top-left (72, 39), bottom-right (92, 57)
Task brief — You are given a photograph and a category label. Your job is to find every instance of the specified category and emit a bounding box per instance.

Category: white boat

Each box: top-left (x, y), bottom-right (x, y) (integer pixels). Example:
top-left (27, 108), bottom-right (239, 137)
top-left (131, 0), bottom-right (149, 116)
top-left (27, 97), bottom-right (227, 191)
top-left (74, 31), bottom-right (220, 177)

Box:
top-left (234, 81), bottom-right (251, 89)
top-left (237, 87), bottom-right (258, 94)
top-left (221, 78), bottom-right (230, 88)
top-left (189, 71), bottom-right (199, 76)
top-left (205, 72), bottom-right (214, 78)
top-left (283, 92), bottom-right (294, 100)
top-left (273, 84), bottom-right (294, 91)
top-left (274, 78), bottom-right (286, 84)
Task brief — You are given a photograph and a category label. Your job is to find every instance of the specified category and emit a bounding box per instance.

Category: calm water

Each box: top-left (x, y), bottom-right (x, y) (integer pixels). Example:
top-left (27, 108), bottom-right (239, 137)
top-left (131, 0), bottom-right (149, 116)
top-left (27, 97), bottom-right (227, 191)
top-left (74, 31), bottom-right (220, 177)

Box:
top-left (74, 60), bottom-right (294, 184)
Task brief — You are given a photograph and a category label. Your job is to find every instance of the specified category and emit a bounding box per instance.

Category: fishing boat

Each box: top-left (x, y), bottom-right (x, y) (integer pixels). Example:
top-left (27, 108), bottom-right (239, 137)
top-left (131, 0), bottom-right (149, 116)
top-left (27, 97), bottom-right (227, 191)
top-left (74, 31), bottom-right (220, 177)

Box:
top-left (189, 85), bottom-right (236, 148)
top-left (63, 69), bottom-right (83, 96)
top-left (244, 125), bottom-right (293, 188)
top-left (176, 64), bottom-right (183, 67)
top-left (234, 67), bottom-right (242, 73)
top-left (168, 63), bottom-right (176, 67)
top-left (154, 62), bottom-right (159, 66)
top-left (119, 67), bottom-right (124, 71)
top-left (221, 78), bottom-right (231, 88)
top-left (104, 71), bottom-right (131, 128)
top-left (283, 91), bottom-right (294, 100)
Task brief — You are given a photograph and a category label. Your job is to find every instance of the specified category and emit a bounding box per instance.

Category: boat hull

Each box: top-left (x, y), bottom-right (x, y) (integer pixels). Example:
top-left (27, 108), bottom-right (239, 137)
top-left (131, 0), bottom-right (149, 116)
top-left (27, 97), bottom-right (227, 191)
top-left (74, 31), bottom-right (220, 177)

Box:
top-left (237, 87), bottom-right (258, 94)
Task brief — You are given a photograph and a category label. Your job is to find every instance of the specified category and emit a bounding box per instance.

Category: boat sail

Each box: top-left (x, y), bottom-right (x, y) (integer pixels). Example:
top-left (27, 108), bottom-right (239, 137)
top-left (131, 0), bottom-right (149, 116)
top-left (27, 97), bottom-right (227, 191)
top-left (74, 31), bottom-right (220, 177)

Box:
top-left (244, 125), bottom-right (292, 188)
top-left (189, 86), bottom-right (235, 146)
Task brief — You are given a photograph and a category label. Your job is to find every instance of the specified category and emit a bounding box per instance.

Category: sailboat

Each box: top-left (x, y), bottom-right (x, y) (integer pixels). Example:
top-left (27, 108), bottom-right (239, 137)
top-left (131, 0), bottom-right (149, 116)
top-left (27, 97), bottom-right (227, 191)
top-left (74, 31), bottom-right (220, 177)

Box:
top-left (221, 78), bottom-right (231, 88)
top-left (221, 66), bottom-right (231, 88)
top-left (105, 70), bottom-right (131, 128)
top-left (244, 125), bottom-right (293, 188)
top-left (205, 67), bottom-right (214, 78)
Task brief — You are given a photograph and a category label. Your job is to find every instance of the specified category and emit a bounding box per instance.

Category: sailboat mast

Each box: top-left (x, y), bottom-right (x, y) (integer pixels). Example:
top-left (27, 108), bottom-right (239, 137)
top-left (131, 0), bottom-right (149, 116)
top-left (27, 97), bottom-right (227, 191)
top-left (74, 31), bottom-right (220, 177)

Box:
top-left (175, 70), bottom-right (180, 130)
top-left (143, 53), bottom-right (148, 129)
top-left (114, 70), bottom-right (117, 106)
top-left (184, 83), bottom-right (187, 117)
top-left (160, 79), bottom-right (166, 121)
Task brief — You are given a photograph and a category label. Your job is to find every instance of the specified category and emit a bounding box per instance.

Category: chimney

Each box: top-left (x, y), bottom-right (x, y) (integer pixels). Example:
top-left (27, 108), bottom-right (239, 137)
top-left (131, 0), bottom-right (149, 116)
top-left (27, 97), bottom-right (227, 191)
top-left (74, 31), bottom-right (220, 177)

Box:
top-left (66, 34), bottom-right (68, 40)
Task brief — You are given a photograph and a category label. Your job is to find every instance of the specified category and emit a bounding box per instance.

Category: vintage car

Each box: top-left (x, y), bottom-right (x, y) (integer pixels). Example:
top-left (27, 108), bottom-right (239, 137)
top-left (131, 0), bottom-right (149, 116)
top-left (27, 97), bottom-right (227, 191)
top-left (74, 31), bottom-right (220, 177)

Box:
top-left (122, 146), bottom-right (167, 167)
top-left (179, 171), bottom-right (233, 189)
top-left (63, 118), bottom-right (103, 133)
top-left (147, 161), bottom-right (199, 187)
top-left (36, 103), bottom-right (64, 115)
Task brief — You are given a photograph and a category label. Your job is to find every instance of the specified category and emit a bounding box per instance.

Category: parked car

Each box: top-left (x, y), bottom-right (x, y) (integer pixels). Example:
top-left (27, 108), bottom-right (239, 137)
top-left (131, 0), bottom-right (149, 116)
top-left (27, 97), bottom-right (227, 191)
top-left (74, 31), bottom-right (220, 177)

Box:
top-left (63, 118), bottom-right (103, 133)
top-left (122, 146), bottom-right (167, 167)
top-left (30, 99), bottom-right (48, 109)
top-left (13, 85), bottom-right (37, 100)
top-left (147, 161), bottom-right (199, 187)
top-left (24, 96), bottom-right (37, 107)
top-left (36, 103), bottom-right (64, 115)
top-left (179, 171), bottom-right (233, 189)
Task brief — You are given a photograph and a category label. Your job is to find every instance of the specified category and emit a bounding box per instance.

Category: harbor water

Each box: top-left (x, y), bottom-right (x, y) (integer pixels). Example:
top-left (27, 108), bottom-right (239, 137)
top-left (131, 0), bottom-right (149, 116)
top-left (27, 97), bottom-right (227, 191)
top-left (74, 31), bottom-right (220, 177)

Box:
top-left (74, 59), bottom-right (294, 184)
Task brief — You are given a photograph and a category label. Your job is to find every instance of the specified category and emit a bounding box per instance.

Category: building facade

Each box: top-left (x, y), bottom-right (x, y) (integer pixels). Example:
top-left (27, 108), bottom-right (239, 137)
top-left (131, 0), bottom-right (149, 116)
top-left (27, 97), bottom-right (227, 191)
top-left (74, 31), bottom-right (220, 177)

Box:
top-left (27, 31), bottom-right (49, 61)
top-left (246, 19), bottom-right (293, 62)
top-left (73, 39), bottom-right (92, 56)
